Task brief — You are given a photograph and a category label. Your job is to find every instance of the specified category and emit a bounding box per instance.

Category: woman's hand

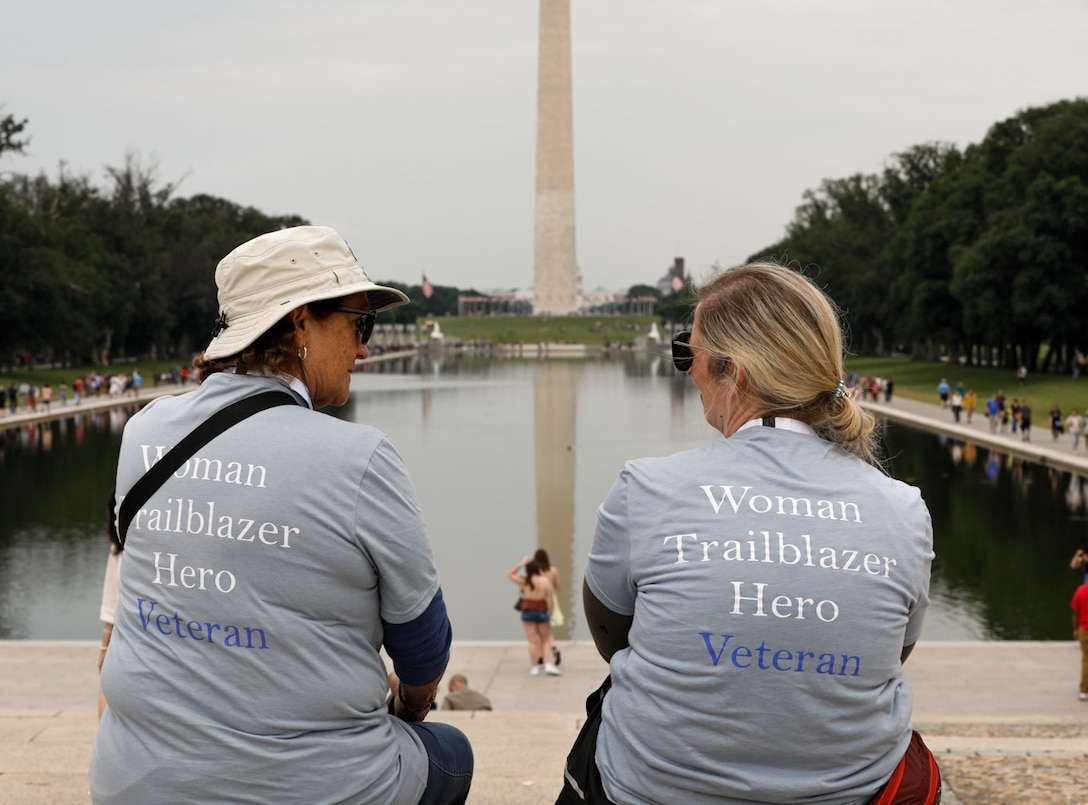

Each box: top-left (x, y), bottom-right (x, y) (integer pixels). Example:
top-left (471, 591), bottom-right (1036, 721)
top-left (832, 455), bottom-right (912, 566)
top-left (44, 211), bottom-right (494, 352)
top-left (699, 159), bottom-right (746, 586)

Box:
top-left (509, 557), bottom-right (531, 583)
top-left (98, 624), bottom-right (114, 672)
top-left (388, 671), bottom-right (438, 723)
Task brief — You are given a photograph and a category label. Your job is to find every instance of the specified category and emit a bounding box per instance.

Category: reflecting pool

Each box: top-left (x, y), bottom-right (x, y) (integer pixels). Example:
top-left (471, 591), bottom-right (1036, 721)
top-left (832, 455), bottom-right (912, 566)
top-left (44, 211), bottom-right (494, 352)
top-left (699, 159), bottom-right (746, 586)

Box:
top-left (1, 353), bottom-right (1084, 641)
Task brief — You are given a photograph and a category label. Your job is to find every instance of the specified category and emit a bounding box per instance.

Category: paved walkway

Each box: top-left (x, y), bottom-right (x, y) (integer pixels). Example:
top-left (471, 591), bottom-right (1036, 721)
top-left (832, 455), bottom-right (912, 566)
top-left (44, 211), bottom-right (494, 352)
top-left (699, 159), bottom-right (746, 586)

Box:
top-left (4, 384), bottom-right (1088, 803)
top-left (859, 394), bottom-right (1088, 475)
top-left (0, 384), bottom-right (188, 430)
top-left (7, 638), bottom-right (1088, 804)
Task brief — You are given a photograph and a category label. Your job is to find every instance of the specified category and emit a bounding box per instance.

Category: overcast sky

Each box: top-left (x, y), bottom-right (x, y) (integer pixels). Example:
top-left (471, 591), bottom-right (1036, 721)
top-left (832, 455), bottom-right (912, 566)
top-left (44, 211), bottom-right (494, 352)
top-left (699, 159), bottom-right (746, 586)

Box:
top-left (5, 1), bottom-right (1086, 294)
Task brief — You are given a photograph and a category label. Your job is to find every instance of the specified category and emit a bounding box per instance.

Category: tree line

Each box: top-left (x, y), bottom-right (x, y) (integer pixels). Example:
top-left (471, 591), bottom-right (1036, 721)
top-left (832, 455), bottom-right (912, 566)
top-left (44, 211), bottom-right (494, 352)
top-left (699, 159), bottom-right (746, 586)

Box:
top-left (0, 114), bottom-right (494, 368)
top-left (748, 98), bottom-right (1088, 371)
top-left (4, 98), bottom-right (1085, 370)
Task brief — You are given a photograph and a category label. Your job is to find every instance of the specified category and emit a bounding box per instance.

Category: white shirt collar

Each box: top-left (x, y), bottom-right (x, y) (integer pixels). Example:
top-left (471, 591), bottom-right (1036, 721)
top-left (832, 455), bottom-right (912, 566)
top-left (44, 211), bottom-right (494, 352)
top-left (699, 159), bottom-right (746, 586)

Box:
top-left (223, 367), bottom-right (313, 409)
top-left (736, 416), bottom-right (815, 436)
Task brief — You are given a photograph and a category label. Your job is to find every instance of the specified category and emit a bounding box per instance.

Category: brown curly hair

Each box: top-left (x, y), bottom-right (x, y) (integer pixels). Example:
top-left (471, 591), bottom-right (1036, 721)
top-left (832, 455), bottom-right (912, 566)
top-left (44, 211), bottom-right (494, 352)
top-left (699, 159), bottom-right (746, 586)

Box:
top-left (192, 297), bottom-right (345, 382)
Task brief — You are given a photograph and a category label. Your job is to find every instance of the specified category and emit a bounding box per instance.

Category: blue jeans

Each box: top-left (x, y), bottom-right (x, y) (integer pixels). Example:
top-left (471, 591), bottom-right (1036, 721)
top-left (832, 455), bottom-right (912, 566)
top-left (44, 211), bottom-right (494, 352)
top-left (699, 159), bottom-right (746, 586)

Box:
top-left (407, 721), bottom-right (474, 805)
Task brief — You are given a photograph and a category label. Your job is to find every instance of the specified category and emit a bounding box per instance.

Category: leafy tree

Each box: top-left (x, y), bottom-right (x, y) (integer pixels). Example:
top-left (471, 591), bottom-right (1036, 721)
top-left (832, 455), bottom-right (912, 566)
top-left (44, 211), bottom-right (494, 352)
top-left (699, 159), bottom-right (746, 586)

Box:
top-left (747, 98), bottom-right (1088, 368)
top-left (0, 167), bottom-right (110, 365)
top-left (0, 111), bottom-right (30, 159)
top-left (946, 100), bottom-right (1088, 369)
top-left (656, 285), bottom-right (696, 325)
top-left (749, 173), bottom-right (896, 354)
top-left (884, 149), bottom-right (983, 361)
top-left (880, 143), bottom-right (959, 227)
top-left (627, 283), bottom-right (661, 300)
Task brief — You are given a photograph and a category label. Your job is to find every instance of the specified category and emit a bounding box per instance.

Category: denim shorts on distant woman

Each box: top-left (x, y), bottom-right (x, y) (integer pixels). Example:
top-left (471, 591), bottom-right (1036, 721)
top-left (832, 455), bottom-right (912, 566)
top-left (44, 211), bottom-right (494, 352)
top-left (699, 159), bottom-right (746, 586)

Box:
top-left (521, 609), bottom-right (549, 624)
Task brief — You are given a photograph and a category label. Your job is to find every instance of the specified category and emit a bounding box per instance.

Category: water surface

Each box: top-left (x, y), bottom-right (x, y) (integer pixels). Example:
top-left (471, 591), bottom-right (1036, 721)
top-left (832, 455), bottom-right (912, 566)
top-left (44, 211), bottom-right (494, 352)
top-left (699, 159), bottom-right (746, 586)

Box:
top-left (1, 354), bottom-right (1083, 641)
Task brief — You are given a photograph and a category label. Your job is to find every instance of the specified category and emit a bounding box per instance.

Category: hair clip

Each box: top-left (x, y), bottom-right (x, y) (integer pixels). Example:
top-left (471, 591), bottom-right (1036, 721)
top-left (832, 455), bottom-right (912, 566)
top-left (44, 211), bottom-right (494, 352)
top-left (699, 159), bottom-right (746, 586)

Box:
top-left (833, 379), bottom-right (846, 399)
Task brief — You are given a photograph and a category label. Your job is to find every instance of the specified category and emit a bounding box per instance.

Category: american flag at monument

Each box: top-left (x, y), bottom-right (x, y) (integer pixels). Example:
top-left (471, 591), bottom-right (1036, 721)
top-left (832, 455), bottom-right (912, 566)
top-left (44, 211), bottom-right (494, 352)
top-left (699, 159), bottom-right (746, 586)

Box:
top-left (421, 273), bottom-right (434, 299)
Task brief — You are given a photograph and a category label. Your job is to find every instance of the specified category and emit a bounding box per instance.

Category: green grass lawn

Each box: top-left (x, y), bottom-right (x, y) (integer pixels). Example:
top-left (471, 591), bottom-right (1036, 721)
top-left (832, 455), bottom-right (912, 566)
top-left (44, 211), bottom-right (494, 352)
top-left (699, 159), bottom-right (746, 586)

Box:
top-left (426, 314), bottom-right (659, 345)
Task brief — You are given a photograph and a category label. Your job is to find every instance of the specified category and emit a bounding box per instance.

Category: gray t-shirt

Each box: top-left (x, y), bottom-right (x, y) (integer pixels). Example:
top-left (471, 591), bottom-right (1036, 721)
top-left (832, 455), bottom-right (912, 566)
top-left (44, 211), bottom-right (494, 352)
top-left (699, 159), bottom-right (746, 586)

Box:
top-left (91, 373), bottom-right (442, 804)
top-left (585, 425), bottom-right (933, 805)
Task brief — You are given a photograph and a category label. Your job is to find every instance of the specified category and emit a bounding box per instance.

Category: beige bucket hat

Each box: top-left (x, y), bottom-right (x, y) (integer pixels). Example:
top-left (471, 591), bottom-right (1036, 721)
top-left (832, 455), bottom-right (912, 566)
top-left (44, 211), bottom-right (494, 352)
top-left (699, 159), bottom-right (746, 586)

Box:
top-left (202, 225), bottom-right (409, 360)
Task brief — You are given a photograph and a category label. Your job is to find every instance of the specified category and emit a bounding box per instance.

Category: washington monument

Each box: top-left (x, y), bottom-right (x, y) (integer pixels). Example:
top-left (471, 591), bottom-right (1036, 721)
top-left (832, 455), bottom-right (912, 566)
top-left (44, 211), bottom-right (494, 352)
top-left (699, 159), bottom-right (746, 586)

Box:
top-left (533, 0), bottom-right (579, 315)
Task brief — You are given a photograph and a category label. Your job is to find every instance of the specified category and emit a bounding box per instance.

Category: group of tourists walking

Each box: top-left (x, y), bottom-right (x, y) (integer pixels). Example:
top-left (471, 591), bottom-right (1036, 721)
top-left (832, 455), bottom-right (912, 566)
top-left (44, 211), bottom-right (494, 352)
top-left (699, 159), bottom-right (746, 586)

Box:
top-left (978, 389), bottom-right (1088, 448)
top-left (3, 370), bottom-right (152, 416)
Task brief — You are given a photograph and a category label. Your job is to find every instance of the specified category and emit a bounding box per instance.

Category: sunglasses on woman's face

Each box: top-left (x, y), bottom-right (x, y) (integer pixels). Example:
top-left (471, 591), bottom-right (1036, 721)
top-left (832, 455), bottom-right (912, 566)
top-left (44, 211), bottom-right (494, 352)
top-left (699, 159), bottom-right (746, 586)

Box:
top-left (336, 306), bottom-right (377, 345)
top-left (672, 331), bottom-right (696, 372)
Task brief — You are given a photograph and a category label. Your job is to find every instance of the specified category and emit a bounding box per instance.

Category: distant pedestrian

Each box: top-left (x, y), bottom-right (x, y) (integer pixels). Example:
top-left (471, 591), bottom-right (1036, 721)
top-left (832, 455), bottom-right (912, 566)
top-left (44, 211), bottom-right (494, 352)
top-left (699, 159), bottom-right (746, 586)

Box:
top-left (1020, 400), bottom-right (1033, 441)
top-left (41, 384), bottom-right (52, 410)
top-left (950, 391), bottom-right (963, 423)
top-left (6, 383), bottom-right (16, 414)
top-left (59, 382), bottom-right (68, 406)
top-left (1051, 404), bottom-right (1065, 442)
top-left (1066, 410), bottom-right (1084, 451)
top-left (1071, 545), bottom-right (1088, 584)
top-left (986, 395), bottom-right (1000, 433)
top-left (937, 378), bottom-right (950, 408)
top-left (964, 388), bottom-right (977, 423)
top-left (884, 377), bottom-right (894, 402)
top-left (1017, 365), bottom-right (1027, 385)
top-left (509, 556), bottom-right (560, 676)
top-left (1010, 399), bottom-right (1020, 433)
top-left (869, 376), bottom-right (881, 401)
top-left (1071, 580), bottom-right (1088, 701)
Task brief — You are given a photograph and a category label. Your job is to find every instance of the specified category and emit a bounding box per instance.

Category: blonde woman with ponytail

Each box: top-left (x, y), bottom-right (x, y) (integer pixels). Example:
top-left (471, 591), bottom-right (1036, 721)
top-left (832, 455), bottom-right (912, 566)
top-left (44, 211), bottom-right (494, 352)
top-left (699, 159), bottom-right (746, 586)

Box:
top-left (563, 263), bottom-right (940, 805)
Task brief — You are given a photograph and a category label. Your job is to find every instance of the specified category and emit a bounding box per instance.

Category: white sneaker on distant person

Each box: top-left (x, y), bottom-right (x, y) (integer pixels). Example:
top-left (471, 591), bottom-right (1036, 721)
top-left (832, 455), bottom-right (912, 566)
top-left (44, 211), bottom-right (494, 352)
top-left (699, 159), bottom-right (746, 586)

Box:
top-left (529, 665), bottom-right (540, 676)
top-left (1078, 691), bottom-right (1087, 702)
top-left (544, 662), bottom-right (561, 676)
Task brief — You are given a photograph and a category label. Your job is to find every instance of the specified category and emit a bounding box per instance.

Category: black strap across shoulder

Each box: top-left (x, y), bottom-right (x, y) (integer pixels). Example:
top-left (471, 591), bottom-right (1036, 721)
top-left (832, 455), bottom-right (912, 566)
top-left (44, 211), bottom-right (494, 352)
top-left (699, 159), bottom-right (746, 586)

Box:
top-left (116, 390), bottom-right (298, 547)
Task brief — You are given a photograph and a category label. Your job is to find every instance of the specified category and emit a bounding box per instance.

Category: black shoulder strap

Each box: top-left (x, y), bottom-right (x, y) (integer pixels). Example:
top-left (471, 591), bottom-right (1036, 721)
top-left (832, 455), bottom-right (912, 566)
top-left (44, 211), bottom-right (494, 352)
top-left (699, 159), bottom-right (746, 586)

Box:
top-left (116, 390), bottom-right (298, 547)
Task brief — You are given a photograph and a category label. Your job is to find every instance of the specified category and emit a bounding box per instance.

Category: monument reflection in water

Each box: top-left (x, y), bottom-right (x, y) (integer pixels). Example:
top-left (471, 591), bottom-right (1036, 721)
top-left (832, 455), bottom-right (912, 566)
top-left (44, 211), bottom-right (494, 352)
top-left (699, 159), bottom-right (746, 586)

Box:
top-left (1, 354), bottom-right (1086, 641)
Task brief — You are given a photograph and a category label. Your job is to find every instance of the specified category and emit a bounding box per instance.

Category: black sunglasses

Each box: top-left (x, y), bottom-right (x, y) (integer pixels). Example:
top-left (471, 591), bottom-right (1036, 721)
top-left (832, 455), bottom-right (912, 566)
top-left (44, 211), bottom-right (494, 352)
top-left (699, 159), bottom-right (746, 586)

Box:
top-left (672, 331), bottom-right (695, 372)
top-left (336, 306), bottom-right (377, 345)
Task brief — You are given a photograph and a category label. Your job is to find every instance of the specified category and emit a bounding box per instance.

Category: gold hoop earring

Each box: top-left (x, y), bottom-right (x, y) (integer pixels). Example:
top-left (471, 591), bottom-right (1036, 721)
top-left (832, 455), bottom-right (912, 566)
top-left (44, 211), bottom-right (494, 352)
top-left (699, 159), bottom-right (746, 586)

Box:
top-left (298, 345), bottom-right (308, 361)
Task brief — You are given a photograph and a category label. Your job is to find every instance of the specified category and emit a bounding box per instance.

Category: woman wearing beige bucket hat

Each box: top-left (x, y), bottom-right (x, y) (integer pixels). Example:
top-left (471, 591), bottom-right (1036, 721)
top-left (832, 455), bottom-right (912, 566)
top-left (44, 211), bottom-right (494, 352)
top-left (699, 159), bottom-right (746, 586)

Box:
top-left (91, 226), bottom-right (472, 804)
